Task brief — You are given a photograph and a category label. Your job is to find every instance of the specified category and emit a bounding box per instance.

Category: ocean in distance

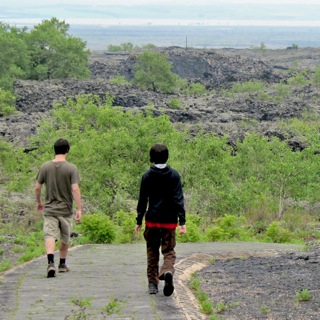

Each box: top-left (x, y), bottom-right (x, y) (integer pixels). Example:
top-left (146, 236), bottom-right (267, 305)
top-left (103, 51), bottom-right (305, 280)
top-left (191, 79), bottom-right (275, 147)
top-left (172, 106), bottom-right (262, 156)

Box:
top-left (3, 18), bottom-right (320, 51)
top-left (70, 24), bottom-right (320, 51)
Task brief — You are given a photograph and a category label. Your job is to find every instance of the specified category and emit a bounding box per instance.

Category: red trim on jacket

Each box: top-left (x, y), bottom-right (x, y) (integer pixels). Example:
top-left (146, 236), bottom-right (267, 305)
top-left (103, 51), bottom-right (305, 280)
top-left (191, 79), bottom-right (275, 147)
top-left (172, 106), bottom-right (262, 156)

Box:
top-left (146, 221), bottom-right (178, 229)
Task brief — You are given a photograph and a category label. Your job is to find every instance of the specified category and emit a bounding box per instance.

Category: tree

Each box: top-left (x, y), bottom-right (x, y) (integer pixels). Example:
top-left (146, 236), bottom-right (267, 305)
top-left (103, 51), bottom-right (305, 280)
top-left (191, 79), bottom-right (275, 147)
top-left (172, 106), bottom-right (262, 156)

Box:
top-left (0, 23), bottom-right (29, 90)
top-left (26, 18), bottom-right (90, 80)
top-left (132, 51), bottom-right (180, 93)
top-left (0, 89), bottom-right (16, 116)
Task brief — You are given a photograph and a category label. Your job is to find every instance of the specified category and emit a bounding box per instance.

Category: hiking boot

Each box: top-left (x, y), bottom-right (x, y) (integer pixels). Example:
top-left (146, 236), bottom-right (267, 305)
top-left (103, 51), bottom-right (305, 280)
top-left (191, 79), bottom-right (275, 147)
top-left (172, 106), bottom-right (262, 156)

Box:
top-left (58, 263), bottom-right (70, 273)
top-left (47, 263), bottom-right (56, 278)
top-left (148, 283), bottom-right (158, 294)
top-left (163, 271), bottom-right (174, 296)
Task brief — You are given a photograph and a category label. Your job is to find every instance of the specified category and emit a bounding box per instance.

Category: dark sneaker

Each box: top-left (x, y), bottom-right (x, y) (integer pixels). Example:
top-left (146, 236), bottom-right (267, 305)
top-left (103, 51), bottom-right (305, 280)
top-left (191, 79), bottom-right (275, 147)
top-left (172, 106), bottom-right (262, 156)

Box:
top-left (163, 271), bottom-right (174, 296)
top-left (47, 263), bottom-right (56, 278)
top-left (58, 263), bottom-right (70, 273)
top-left (148, 283), bottom-right (158, 294)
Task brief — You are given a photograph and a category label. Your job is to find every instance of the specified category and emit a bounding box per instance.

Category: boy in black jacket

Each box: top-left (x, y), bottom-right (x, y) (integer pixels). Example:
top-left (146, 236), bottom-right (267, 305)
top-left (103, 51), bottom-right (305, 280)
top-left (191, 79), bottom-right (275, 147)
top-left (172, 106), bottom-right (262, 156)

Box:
top-left (135, 143), bottom-right (187, 296)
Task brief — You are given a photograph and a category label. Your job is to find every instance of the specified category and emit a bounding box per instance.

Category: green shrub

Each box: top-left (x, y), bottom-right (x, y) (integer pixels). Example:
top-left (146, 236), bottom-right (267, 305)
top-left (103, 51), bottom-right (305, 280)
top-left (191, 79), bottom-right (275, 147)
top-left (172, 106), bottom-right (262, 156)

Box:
top-left (265, 221), bottom-right (293, 243)
top-left (80, 213), bottom-right (116, 244)
top-left (109, 75), bottom-right (129, 85)
top-left (0, 89), bottom-right (16, 116)
top-left (274, 82), bottom-right (291, 101)
top-left (259, 42), bottom-right (267, 53)
top-left (231, 81), bottom-right (265, 93)
top-left (113, 210), bottom-right (138, 243)
top-left (287, 73), bottom-right (307, 86)
top-left (18, 247), bottom-right (44, 264)
top-left (296, 289), bottom-right (311, 301)
top-left (177, 214), bottom-right (202, 243)
top-left (206, 214), bottom-right (253, 241)
top-left (312, 65), bottom-right (320, 84)
top-left (168, 98), bottom-right (182, 109)
top-left (184, 82), bottom-right (208, 95)
top-left (0, 259), bottom-right (12, 272)
top-left (206, 225), bottom-right (227, 241)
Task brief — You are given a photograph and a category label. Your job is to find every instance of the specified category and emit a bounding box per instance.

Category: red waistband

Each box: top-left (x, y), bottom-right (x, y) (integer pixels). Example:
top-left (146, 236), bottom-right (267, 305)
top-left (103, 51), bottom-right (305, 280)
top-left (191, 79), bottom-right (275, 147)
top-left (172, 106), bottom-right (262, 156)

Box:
top-left (146, 221), bottom-right (178, 229)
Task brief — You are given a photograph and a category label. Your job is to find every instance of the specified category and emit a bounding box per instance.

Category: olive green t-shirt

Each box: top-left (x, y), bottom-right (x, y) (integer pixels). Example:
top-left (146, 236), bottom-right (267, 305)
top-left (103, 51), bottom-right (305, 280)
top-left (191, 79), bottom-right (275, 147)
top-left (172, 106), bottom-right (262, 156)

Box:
top-left (36, 160), bottom-right (80, 216)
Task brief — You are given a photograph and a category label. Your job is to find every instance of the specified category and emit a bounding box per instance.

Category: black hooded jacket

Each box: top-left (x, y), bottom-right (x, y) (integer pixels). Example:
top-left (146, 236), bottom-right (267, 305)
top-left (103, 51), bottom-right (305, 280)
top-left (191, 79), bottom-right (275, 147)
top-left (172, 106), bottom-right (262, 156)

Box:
top-left (136, 165), bottom-right (186, 226)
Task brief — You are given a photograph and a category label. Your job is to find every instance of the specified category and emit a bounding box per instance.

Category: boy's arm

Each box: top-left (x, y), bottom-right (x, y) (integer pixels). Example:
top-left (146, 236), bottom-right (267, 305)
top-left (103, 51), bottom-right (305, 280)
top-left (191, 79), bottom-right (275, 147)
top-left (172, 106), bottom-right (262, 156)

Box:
top-left (72, 183), bottom-right (82, 221)
top-left (136, 176), bottom-right (148, 225)
top-left (35, 182), bottom-right (43, 212)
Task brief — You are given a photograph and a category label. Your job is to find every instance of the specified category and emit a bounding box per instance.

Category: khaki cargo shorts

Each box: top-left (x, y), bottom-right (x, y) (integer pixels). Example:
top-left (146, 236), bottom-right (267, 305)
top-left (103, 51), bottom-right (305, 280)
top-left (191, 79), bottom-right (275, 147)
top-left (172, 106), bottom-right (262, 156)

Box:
top-left (43, 215), bottom-right (73, 244)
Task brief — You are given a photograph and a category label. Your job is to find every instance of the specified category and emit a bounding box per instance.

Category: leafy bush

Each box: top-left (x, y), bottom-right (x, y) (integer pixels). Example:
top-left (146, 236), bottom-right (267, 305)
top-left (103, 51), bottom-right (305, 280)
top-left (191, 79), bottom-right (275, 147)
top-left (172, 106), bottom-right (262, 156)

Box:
top-left (265, 221), bottom-right (293, 243)
top-left (312, 65), bottom-right (320, 84)
top-left (113, 210), bottom-right (138, 243)
top-left (0, 89), bottom-right (16, 116)
top-left (206, 214), bottom-right (253, 241)
top-left (274, 82), bottom-right (291, 101)
top-left (0, 140), bottom-right (32, 191)
top-left (168, 98), bottom-right (182, 109)
top-left (132, 51), bottom-right (180, 93)
top-left (109, 75), bottom-right (129, 85)
top-left (107, 42), bottom-right (156, 53)
top-left (183, 82), bottom-right (208, 95)
top-left (80, 213), bottom-right (116, 244)
top-left (287, 73), bottom-right (307, 86)
top-left (231, 81), bottom-right (265, 93)
top-left (177, 214), bottom-right (202, 243)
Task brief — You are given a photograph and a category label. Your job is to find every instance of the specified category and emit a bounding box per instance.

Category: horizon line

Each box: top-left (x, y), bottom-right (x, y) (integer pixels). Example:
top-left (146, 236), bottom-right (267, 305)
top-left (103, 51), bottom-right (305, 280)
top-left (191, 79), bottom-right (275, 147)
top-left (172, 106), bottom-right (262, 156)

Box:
top-left (2, 18), bottom-right (320, 27)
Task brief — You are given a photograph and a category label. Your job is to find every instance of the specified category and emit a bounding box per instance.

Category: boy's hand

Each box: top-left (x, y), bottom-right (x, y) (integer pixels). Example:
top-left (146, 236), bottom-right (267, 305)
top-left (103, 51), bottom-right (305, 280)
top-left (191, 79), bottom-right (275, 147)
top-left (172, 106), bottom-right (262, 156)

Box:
top-left (37, 202), bottom-right (44, 212)
top-left (135, 225), bottom-right (142, 233)
top-left (179, 225), bottom-right (187, 235)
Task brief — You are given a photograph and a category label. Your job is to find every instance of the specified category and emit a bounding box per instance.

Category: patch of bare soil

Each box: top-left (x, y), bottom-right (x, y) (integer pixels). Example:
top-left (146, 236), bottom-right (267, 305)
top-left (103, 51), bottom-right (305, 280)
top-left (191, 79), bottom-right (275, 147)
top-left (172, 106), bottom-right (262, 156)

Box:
top-left (198, 250), bottom-right (320, 319)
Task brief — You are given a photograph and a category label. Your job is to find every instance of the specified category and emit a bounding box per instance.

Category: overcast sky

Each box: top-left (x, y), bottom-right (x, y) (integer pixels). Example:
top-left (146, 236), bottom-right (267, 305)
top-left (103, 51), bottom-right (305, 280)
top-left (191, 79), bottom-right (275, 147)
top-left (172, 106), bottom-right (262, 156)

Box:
top-left (3, 0), bottom-right (320, 5)
top-left (1, 0), bottom-right (319, 26)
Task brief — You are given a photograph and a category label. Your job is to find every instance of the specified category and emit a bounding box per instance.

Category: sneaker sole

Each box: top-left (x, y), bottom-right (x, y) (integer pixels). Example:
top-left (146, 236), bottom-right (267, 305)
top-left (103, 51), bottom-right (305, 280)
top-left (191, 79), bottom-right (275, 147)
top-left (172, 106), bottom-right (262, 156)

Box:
top-left (149, 289), bottom-right (158, 294)
top-left (163, 272), bottom-right (174, 297)
top-left (47, 269), bottom-right (56, 278)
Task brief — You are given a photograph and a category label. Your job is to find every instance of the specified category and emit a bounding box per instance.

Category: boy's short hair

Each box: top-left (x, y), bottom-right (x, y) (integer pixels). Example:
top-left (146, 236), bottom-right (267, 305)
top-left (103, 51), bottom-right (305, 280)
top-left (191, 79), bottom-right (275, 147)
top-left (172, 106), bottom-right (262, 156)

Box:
top-left (54, 138), bottom-right (70, 155)
top-left (150, 143), bottom-right (169, 164)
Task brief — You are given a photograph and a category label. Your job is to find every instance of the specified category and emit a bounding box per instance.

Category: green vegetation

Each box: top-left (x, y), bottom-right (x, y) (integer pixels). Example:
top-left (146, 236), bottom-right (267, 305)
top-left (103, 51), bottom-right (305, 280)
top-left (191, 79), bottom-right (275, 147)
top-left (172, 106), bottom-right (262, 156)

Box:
top-left (0, 89), bottom-right (16, 116)
top-left (107, 42), bottom-right (156, 53)
top-left (0, 259), bottom-right (11, 272)
top-left (0, 18), bottom-right (90, 91)
top-left (168, 98), bottom-right (182, 109)
top-left (260, 305), bottom-right (271, 314)
top-left (312, 65), bottom-right (320, 84)
top-left (2, 93), bottom-right (320, 260)
top-left (183, 82), bottom-right (211, 95)
top-left (295, 289), bottom-right (311, 302)
top-left (189, 273), bottom-right (238, 317)
top-left (109, 75), bottom-right (129, 85)
top-left (132, 51), bottom-right (180, 93)
top-left (231, 81), bottom-right (265, 93)
top-left (65, 296), bottom-right (123, 319)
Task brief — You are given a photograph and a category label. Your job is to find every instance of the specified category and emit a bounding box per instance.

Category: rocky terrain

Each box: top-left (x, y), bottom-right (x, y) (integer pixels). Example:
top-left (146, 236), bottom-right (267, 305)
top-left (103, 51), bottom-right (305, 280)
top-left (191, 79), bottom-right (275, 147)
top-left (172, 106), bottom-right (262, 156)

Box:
top-left (1, 47), bottom-right (320, 151)
top-left (198, 249), bottom-right (320, 319)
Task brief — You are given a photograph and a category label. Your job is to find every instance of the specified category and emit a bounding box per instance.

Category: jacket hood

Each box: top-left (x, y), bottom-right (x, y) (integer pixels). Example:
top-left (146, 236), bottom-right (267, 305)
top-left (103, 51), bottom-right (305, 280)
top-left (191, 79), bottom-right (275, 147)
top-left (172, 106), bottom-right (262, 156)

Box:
top-left (149, 164), bottom-right (171, 175)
